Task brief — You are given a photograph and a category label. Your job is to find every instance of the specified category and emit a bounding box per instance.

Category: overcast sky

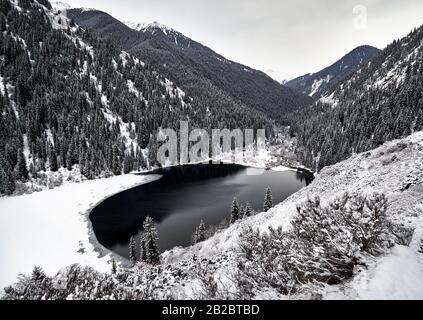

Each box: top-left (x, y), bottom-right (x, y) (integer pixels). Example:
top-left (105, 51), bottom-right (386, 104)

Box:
top-left (62, 0), bottom-right (423, 80)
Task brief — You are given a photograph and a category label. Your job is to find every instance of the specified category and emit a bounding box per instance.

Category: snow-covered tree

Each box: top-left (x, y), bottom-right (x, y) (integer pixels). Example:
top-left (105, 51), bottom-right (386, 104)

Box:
top-left (193, 220), bottom-right (207, 244)
top-left (140, 235), bottom-right (147, 262)
top-left (129, 236), bottom-right (137, 265)
top-left (238, 192), bottom-right (394, 296)
top-left (263, 187), bottom-right (273, 212)
top-left (0, 154), bottom-right (15, 195)
top-left (239, 204), bottom-right (245, 219)
top-left (17, 149), bottom-right (29, 181)
top-left (230, 198), bottom-right (240, 224)
top-left (197, 220), bottom-right (206, 243)
top-left (49, 147), bottom-right (58, 172)
top-left (192, 226), bottom-right (199, 245)
top-left (111, 258), bottom-right (117, 274)
top-left (244, 202), bottom-right (254, 218)
top-left (142, 216), bottom-right (160, 265)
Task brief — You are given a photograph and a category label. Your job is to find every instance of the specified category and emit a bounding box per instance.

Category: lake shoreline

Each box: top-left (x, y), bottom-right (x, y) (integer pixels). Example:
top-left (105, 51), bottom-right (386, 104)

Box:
top-left (89, 162), bottom-right (313, 260)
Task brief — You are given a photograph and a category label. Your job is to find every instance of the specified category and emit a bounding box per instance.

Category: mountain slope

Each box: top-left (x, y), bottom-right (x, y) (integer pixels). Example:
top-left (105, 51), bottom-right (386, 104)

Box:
top-left (65, 9), bottom-right (313, 123)
top-left (290, 25), bottom-right (423, 171)
top-left (286, 45), bottom-right (380, 98)
top-left (0, 0), bottom-right (270, 195)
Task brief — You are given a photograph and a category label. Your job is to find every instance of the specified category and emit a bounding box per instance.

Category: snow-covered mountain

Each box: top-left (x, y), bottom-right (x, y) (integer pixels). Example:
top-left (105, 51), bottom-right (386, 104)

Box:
top-left (51, 1), bottom-right (72, 11)
top-left (124, 21), bottom-right (173, 35)
top-left (66, 8), bottom-right (313, 123)
top-left (286, 45), bottom-right (380, 98)
top-left (51, 1), bottom-right (96, 13)
top-left (0, 0), bottom-right (271, 195)
top-left (124, 20), bottom-right (190, 46)
top-left (290, 25), bottom-right (423, 172)
top-left (264, 69), bottom-right (292, 84)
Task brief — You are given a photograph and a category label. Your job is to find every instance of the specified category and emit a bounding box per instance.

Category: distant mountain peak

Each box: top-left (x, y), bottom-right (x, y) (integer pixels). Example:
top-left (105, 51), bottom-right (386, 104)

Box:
top-left (265, 69), bottom-right (293, 84)
top-left (52, 2), bottom-right (96, 13)
top-left (124, 21), bottom-right (178, 35)
top-left (51, 1), bottom-right (72, 11)
top-left (286, 45), bottom-right (380, 98)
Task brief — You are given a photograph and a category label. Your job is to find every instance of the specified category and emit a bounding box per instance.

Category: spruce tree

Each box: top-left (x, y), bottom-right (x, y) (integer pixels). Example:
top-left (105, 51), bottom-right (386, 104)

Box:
top-left (49, 148), bottom-right (58, 172)
top-left (17, 149), bottom-right (29, 182)
top-left (239, 205), bottom-right (245, 219)
top-left (129, 236), bottom-right (137, 266)
top-left (140, 236), bottom-right (147, 262)
top-left (192, 226), bottom-right (199, 245)
top-left (0, 165), bottom-right (15, 195)
top-left (244, 202), bottom-right (254, 218)
top-left (142, 216), bottom-right (160, 265)
top-left (197, 220), bottom-right (206, 243)
top-left (263, 187), bottom-right (273, 212)
top-left (111, 258), bottom-right (117, 274)
top-left (230, 198), bottom-right (240, 224)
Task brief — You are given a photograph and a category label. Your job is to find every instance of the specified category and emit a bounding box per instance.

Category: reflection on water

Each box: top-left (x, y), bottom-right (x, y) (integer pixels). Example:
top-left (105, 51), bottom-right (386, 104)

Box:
top-left (90, 163), bottom-right (312, 259)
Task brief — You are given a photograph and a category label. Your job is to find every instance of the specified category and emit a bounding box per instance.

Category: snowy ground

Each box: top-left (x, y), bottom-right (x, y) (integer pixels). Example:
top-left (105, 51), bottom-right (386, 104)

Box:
top-left (0, 174), bottom-right (161, 289)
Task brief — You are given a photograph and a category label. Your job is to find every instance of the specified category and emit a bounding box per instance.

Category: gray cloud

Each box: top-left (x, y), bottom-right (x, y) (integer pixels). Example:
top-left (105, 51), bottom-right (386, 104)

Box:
top-left (64, 0), bottom-right (423, 78)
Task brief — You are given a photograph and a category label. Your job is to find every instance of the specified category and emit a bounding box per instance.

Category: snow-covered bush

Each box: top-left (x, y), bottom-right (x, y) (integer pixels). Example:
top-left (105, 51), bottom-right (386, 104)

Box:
top-left (236, 192), bottom-right (395, 297)
top-left (2, 265), bottom-right (157, 300)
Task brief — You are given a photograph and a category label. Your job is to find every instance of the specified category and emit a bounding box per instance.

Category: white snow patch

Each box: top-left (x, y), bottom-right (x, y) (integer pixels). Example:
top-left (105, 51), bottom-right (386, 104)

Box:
top-left (0, 174), bottom-right (161, 289)
top-left (22, 134), bottom-right (31, 167)
top-left (271, 165), bottom-right (296, 173)
top-left (120, 52), bottom-right (130, 67)
top-left (127, 79), bottom-right (143, 99)
top-left (309, 74), bottom-right (332, 97)
top-left (51, 1), bottom-right (72, 11)
top-left (45, 129), bottom-right (55, 147)
top-left (0, 75), bottom-right (4, 95)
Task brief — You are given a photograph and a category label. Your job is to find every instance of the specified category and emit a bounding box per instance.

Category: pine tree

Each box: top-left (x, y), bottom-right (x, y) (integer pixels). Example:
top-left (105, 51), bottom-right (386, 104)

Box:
top-left (239, 204), bottom-right (245, 219)
top-left (244, 202), bottom-right (254, 218)
top-left (123, 154), bottom-right (133, 174)
top-left (111, 258), bottom-right (117, 274)
top-left (263, 187), bottom-right (273, 212)
top-left (111, 145), bottom-right (121, 175)
top-left (129, 236), bottom-right (137, 266)
top-left (197, 220), bottom-right (206, 243)
top-left (192, 226), bottom-right (199, 245)
top-left (230, 198), bottom-right (240, 224)
top-left (142, 216), bottom-right (160, 265)
top-left (140, 237), bottom-right (147, 262)
top-left (17, 149), bottom-right (29, 182)
top-left (49, 147), bottom-right (58, 172)
top-left (0, 164), bottom-right (16, 195)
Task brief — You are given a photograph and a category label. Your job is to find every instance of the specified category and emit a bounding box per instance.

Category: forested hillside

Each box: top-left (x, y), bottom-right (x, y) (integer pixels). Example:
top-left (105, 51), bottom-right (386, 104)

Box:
top-left (65, 8), bottom-right (313, 123)
top-left (0, 0), bottom-right (270, 195)
top-left (290, 26), bottom-right (423, 171)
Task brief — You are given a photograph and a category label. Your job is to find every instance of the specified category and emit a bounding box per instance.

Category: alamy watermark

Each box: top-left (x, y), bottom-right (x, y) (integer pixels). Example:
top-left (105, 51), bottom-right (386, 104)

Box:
top-left (353, 4), bottom-right (368, 30)
top-left (156, 121), bottom-right (267, 166)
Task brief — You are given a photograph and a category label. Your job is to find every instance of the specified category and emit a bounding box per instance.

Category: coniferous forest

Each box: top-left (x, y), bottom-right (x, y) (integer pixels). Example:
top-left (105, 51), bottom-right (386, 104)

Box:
top-left (0, 0), bottom-right (272, 194)
top-left (289, 26), bottom-right (423, 171)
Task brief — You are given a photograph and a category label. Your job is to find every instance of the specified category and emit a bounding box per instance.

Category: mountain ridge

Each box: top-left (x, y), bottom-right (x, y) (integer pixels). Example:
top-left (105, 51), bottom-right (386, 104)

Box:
top-left (286, 45), bottom-right (381, 98)
top-left (290, 25), bottom-right (423, 171)
top-left (66, 8), bottom-right (314, 123)
top-left (0, 0), bottom-right (271, 195)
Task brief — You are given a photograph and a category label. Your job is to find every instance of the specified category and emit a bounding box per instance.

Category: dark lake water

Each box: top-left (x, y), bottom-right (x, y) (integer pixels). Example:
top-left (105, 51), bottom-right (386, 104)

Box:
top-left (90, 164), bottom-right (312, 259)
